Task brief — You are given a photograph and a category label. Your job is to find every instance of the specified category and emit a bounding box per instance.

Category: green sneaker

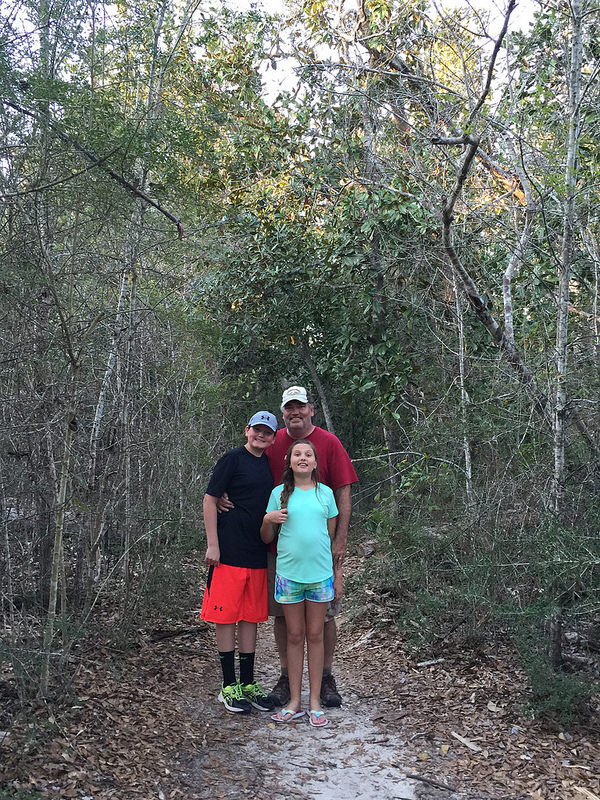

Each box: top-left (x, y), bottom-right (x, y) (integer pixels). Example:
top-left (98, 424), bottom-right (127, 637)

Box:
top-left (218, 681), bottom-right (252, 713)
top-left (241, 681), bottom-right (275, 711)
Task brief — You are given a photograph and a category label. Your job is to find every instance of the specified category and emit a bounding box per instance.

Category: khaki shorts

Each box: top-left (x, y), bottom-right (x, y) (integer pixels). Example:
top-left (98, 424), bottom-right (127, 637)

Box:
top-left (267, 551), bottom-right (341, 623)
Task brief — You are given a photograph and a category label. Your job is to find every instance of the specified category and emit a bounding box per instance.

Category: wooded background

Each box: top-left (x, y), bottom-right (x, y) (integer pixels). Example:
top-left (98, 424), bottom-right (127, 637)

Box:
top-left (1, 0), bottom-right (599, 717)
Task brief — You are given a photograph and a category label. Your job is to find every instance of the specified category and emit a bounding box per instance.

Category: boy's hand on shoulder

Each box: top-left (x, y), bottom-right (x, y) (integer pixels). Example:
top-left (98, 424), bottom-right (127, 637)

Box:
top-left (216, 492), bottom-right (234, 513)
top-left (204, 544), bottom-right (220, 566)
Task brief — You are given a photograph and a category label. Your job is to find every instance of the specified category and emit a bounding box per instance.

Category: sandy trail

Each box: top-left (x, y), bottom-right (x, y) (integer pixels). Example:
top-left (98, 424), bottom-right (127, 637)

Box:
top-left (182, 618), bottom-right (463, 800)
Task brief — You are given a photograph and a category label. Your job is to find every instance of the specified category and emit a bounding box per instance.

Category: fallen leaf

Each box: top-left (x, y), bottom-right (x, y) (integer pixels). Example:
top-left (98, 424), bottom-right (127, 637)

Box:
top-left (451, 731), bottom-right (482, 753)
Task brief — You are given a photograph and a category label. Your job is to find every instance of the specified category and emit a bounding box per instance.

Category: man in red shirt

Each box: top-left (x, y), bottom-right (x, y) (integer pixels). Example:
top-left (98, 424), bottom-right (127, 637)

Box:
top-left (265, 386), bottom-right (358, 708)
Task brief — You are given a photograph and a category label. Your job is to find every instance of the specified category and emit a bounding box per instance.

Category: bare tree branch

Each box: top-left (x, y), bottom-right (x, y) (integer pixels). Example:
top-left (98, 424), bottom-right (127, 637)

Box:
top-left (465, 0), bottom-right (517, 128)
top-left (2, 98), bottom-right (184, 239)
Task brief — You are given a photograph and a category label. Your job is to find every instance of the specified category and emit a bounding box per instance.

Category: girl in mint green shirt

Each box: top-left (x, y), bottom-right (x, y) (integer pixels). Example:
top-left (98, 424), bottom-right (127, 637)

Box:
top-left (261, 440), bottom-right (338, 728)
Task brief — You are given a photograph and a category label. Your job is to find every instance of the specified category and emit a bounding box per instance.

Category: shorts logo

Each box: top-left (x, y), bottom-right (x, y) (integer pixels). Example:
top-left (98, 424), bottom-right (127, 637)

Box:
top-left (213, 604), bottom-right (223, 611)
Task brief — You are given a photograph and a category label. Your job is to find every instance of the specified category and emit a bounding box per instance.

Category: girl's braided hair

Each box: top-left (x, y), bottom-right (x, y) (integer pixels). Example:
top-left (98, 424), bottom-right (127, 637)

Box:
top-left (279, 439), bottom-right (320, 509)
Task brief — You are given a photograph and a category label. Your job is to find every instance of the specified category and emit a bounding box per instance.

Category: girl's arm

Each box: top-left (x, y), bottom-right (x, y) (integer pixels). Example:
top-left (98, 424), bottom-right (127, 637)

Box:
top-left (203, 494), bottom-right (221, 565)
top-left (260, 508), bottom-right (287, 543)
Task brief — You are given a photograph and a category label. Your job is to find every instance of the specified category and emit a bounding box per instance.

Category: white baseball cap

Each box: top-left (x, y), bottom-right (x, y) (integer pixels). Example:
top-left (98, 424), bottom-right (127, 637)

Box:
top-left (280, 386), bottom-right (309, 409)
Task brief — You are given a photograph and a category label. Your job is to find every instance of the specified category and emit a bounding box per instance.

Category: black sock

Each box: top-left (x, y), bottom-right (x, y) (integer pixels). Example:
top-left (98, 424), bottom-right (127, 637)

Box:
top-left (218, 650), bottom-right (236, 686)
top-left (281, 667), bottom-right (288, 677)
top-left (322, 666), bottom-right (332, 677)
top-left (239, 651), bottom-right (255, 685)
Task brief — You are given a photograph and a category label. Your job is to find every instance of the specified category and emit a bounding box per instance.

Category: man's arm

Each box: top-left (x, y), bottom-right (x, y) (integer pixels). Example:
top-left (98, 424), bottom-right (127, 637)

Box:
top-left (328, 515), bottom-right (342, 600)
top-left (331, 483), bottom-right (352, 568)
top-left (215, 492), bottom-right (234, 513)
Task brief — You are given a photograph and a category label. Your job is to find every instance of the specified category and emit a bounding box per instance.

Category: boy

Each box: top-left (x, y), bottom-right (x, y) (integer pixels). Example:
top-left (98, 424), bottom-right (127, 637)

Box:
top-left (201, 411), bottom-right (277, 713)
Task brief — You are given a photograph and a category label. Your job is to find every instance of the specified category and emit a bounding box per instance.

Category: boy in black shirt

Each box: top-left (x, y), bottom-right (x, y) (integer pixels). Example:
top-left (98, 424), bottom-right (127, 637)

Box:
top-left (201, 411), bottom-right (277, 713)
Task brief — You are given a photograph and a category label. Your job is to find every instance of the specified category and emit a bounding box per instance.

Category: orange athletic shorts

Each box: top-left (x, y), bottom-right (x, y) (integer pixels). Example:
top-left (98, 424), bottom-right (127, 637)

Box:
top-left (200, 564), bottom-right (268, 624)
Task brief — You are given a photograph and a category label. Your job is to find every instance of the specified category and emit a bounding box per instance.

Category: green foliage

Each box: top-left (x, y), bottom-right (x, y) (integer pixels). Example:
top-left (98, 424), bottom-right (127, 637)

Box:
top-left (0, 789), bottom-right (46, 800)
top-left (351, 503), bottom-right (600, 720)
top-left (513, 616), bottom-right (597, 722)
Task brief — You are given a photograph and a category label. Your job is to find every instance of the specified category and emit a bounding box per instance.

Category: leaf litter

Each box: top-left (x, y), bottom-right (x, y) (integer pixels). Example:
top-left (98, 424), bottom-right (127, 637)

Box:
top-left (1, 559), bottom-right (599, 799)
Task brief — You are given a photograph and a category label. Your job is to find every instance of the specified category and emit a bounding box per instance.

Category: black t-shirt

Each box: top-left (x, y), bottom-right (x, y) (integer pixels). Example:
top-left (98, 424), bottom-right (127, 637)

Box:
top-left (205, 446), bottom-right (273, 568)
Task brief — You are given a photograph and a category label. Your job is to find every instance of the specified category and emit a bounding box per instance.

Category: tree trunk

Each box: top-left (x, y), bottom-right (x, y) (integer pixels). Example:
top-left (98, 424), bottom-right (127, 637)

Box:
top-left (301, 339), bottom-right (335, 433)
top-left (552, 0), bottom-right (584, 513)
top-left (547, 609), bottom-right (563, 669)
top-left (40, 416), bottom-right (74, 696)
top-left (453, 270), bottom-right (474, 508)
top-left (1, 477), bottom-right (16, 634)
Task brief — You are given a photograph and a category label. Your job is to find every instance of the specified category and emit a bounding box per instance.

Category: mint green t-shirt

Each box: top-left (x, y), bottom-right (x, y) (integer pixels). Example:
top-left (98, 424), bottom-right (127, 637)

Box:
top-left (267, 483), bottom-right (338, 584)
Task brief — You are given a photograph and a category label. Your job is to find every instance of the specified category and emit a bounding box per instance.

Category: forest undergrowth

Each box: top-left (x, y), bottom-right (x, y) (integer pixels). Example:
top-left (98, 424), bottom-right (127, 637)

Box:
top-left (1, 532), bottom-right (599, 800)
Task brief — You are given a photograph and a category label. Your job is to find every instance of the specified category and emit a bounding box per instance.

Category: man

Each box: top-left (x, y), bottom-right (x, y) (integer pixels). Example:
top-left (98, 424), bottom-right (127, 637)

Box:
top-left (263, 386), bottom-right (358, 708)
top-left (216, 386), bottom-right (357, 707)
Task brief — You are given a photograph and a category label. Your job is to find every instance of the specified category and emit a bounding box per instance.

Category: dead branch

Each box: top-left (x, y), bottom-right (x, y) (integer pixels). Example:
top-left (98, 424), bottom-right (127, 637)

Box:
top-left (149, 627), bottom-right (202, 642)
top-left (404, 772), bottom-right (456, 792)
top-left (466, 0), bottom-right (516, 127)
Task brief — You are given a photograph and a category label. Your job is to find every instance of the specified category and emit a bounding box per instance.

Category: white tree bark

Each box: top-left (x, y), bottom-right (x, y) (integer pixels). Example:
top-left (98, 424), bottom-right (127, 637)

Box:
top-left (552, 0), bottom-right (584, 513)
top-left (301, 339), bottom-right (336, 433)
top-left (502, 158), bottom-right (535, 349)
top-left (453, 269), bottom-right (474, 508)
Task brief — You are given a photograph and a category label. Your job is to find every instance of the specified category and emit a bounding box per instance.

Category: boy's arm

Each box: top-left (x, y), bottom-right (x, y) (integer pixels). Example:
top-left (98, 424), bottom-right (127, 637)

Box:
top-left (203, 494), bottom-right (221, 565)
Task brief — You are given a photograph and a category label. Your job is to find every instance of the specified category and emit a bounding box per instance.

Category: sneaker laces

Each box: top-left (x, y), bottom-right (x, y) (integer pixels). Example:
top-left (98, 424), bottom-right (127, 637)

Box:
top-left (245, 681), bottom-right (266, 698)
top-left (223, 681), bottom-right (245, 700)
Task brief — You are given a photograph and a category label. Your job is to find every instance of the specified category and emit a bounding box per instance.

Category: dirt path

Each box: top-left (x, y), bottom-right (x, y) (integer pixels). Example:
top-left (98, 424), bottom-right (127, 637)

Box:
top-left (2, 615), bottom-right (455, 800)
top-left (176, 618), bottom-right (466, 800)
top-left (3, 603), bottom-right (598, 799)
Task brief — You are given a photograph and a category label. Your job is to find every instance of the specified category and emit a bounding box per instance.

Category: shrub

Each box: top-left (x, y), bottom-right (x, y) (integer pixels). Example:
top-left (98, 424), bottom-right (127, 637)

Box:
top-left (0, 788), bottom-right (46, 799)
top-left (515, 626), bottom-right (596, 721)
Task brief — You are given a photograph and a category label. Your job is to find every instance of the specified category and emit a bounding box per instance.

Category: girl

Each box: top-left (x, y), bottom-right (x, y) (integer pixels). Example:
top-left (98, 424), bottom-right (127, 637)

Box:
top-left (261, 440), bottom-right (338, 727)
